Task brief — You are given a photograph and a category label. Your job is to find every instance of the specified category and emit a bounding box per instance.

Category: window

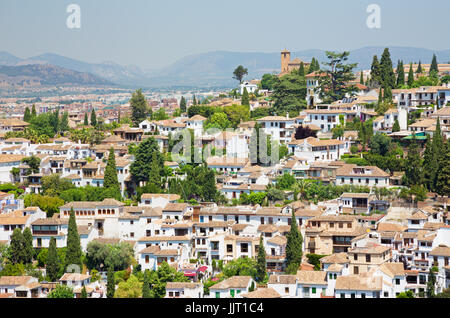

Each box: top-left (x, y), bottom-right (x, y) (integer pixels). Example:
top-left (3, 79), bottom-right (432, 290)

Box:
top-left (366, 254), bottom-right (371, 263)
top-left (354, 266), bottom-right (359, 275)
top-left (354, 254), bottom-right (358, 261)
top-left (241, 243), bottom-right (248, 253)
top-left (130, 232), bottom-right (134, 238)
top-left (285, 287), bottom-right (289, 293)
top-left (384, 292), bottom-right (389, 297)
top-left (395, 278), bottom-right (400, 285)
top-left (340, 294), bottom-right (345, 298)
top-left (227, 244), bottom-right (233, 253)
top-left (339, 223), bottom-right (343, 228)
top-left (361, 293), bottom-right (365, 298)
top-left (145, 255), bottom-right (149, 263)
top-left (312, 287), bottom-right (316, 294)
top-left (351, 293), bottom-right (356, 298)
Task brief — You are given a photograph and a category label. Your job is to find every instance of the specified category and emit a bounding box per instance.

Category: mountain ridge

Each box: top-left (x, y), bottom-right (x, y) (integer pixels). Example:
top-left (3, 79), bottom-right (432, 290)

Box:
top-left (0, 47), bottom-right (449, 88)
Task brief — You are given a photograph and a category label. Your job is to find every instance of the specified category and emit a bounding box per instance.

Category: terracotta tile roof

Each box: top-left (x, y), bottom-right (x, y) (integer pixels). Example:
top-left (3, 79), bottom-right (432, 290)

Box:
top-left (241, 287), bottom-right (281, 298)
top-left (267, 235), bottom-right (287, 246)
top-left (59, 273), bottom-right (90, 281)
top-left (0, 276), bottom-right (34, 286)
top-left (166, 282), bottom-right (202, 289)
top-left (210, 276), bottom-right (252, 290)
top-left (296, 270), bottom-right (327, 285)
top-left (268, 274), bottom-right (296, 285)
top-left (430, 245), bottom-right (450, 257)
top-left (335, 274), bottom-right (382, 291)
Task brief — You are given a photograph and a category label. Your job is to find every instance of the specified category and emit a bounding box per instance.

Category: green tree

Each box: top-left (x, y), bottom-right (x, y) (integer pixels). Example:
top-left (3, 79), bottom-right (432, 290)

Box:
top-left (403, 134), bottom-right (423, 186)
top-left (130, 137), bottom-right (163, 184)
top-left (396, 60), bottom-right (405, 87)
top-left (142, 270), bottom-right (151, 298)
top-left (180, 96), bottom-right (187, 113)
top-left (205, 112), bottom-right (231, 130)
top-left (407, 63), bottom-right (414, 87)
top-left (436, 140), bottom-right (450, 196)
top-left (107, 267), bottom-right (115, 298)
top-left (66, 207), bottom-right (82, 269)
top-left (8, 228), bottom-right (27, 264)
top-left (233, 65), bottom-right (248, 84)
top-left (241, 87), bottom-right (250, 106)
top-left (285, 211), bottom-right (303, 274)
top-left (392, 119), bottom-right (400, 132)
top-left (272, 72), bottom-right (306, 116)
top-left (426, 267), bottom-right (438, 298)
top-left (31, 104), bottom-right (37, 118)
top-left (24, 107), bottom-right (31, 122)
top-left (360, 71), bottom-right (364, 85)
top-left (130, 89), bottom-right (149, 126)
top-left (370, 55), bottom-right (381, 85)
top-left (47, 284), bottom-right (74, 298)
top-left (60, 111), bottom-right (69, 132)
top-left (397, 290), bottom-right (415, 298)
top-left (47, 237), bottom-right (60, 282)
top-left (84, 113), bottom-right (89, 126)
top-left (416, 61), bottom-right (423, 74)
top-left (22, 227), bottom-right (33, 264)
top-left (380, 48), bottom-right (396, 89)
top-left (21, 155), bottom-right (41, 175)
top-left (260, 73), bottom-right (278, 91)
top-left (256, 236), bottom-right (267, 282)
top-left (318, 51), bottom-right (358, 103)
top-left (104, 148), bottom-right (121, 198)
top-left (81, 286), bottom-right (88, 298)
top-left (429, 54), bottom-right (439, 75)
top-left (90, 109), bottom-right (97, 127)
top-left (298, 62), bottom-right (305, 77)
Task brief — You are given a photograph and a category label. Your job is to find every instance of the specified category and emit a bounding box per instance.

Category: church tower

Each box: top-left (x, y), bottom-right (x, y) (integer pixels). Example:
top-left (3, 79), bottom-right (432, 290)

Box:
top-left (281, 49), bottom-right (291, 74)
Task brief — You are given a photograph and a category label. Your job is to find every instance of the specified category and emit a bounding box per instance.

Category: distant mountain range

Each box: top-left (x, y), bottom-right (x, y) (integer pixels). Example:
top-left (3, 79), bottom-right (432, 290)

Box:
top-left (0, 64), bottom-right (112, 89)
top-left (1, 47), bottom-right (449, 89)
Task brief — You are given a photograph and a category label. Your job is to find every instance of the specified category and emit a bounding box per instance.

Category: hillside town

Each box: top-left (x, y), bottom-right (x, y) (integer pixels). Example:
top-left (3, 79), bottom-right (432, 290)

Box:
top-left (0, 47), bottom-right (449, 299)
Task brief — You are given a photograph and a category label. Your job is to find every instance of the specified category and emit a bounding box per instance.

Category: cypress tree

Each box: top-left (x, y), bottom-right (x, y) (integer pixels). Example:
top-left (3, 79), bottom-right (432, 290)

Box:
top-left (285, 210), bottom-right (303, 274)
top-left (90, 109), bottom-right (97, 127)
top-left (81, 286), bottom-right (88, 298)
top-left (370, 55), bottom-right (381, 85)
top-left (403, 134), bottom-right (423, 186)
top-left (193, 95), bottom-right (197, 106)
top-left (256, 235), bottom-right (267, 282)
top-left (392, 119), bottom-right (400, 132)
top-left (380, 48), bottom-right (395, 89)
top-left (31, 104), bottom-right (37, 118)
top-left (241, 87), bottom-right (250, 106)
top-left (23, 227), bottom-right (34, 264)
top-left (130, 89), bottom-right (149, 126)
top-left (298, 62), bottom-right (305, 77)
top-left (24, 107), bottom-right (31, 122)
top-left (104, 147), bottom-right (121, 198)
top-left (180, 96), bottom-right (187, 113)
top-left (360, 71), bottom-right (364, 85)
top-left (106, 267), bottom-right (115, 298)
top-left (416, 61), bottom-right (423, 74)
top-left (436, 140), bottom-right (450, 196)
top-left (47, 237), bottom-right (60, 282)
top-left (142, 270), bottom-right (151, 298)
top-left (407, 63), bottom-right (415, 87)
top-left (396, 60), bottom-right (405, 87)
top-left (383, 85), bottom-right (393, 102)
top-left (430, 54), bottom-right (439, 75)
top-left (66, 207), bottom-right (82, 270)
top-left (148, 151), bottom-right (162, 187)
top-left (84, 113), bottom-right (89, 126)
top-left (8, 228), bottom-right (26, 264)
top-left (423, 134), bottom-right (436, 191)
top-left (431, 118), bottom-right (444, 190)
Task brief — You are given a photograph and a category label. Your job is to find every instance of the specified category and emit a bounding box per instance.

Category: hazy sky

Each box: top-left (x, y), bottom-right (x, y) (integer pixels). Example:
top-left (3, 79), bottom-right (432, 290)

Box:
top-left (1, 0), bottom-right (449, 69)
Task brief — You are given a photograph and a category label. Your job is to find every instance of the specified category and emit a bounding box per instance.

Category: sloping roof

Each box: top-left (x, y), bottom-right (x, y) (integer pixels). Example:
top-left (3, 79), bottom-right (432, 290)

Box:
top-left (430, 245), bottom-right (450, 257)
top-left (335, 274), bottom-right (382, 291)
top-left (166, 282), bottom-right (202, 289)
top-left (268, 274), bottom-right (297, 285)
top-left (0, 276), bottom-right (33, 286)
top-left (210, 276), bottom-right (252, 290)
top-left (296, 270), bottom-right (327, 285)
top-left (241, 287), bottom-right (281, 298)
top-left (379, 263), bottom-right (405, 278)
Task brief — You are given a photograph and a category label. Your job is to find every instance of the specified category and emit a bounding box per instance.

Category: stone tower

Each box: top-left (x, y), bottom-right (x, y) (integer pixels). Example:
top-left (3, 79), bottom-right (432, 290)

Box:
top-left (281, 49), bottom-right (291, 74)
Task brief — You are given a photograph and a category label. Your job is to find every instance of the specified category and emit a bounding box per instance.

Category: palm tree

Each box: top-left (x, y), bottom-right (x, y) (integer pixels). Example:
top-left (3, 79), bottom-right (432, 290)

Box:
top-left (292, 179), bottom-right (309, 201)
